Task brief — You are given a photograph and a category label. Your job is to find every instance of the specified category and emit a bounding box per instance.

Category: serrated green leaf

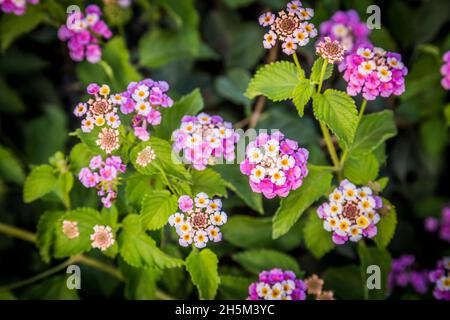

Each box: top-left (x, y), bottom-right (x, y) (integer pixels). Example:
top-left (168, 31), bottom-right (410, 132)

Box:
top-left (343, 153), bottom-right (379, 185)
top-left (191, 169), bottom-right (227, 197)
top-left (120, 261), bottom-right (163, 300)
top-left (304, 212), bottom-right (335, 259)
top-left (292, 79), bottom-right (313, 117)
top-left (232, 249), bottom-right (301, 275)
top-left (0, 145), bottom-right (24, 185)
top-left (272, 166), bottom-right (333, 238)
top-left (36, 211), bottom-right (64, 263)
top-left (125, 173), bottom-right (164, 210)
top-left (373, 199), bottom-right (397, 248)
top-left (312, 89), bottom-right (358, 148)
top-left (54, 172), bottom-right (74, 209)
top-left (310, 58), bottom-right (334, 83)
top-left (185, 249), bottom-right (220, 300)
top-left (140, 190), bottom-right (178, 230)
top-left (245, 61), bottom-right (299, 101)
top-left (119, 214), bottom-right (183, 269)
top-left (23, 165), bottom-right (57, 203)
top-left (69, 143), bottom-right (96, 174)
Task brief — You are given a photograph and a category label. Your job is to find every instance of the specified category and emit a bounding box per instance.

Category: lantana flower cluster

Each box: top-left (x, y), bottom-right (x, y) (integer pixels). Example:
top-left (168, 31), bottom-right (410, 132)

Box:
top-left (0, 0), bottom-right (39, 15)
top-left (424, 204), bottom-right (450, 243)
top-left (316, 36), bottom-right (345, 64)
top-left (317, 180), bottom-right (383, 245)
top-left (58, 5), bottom-right (112, 63)
top-left (440, 51), bottom-right (450, 90)
top-left (78, 155), bottom-right (126, 208)
top-left (74, 83), bottom-right (122, 154)
top-left (117, 79), bottom-right (173, 141)
top-left (388, 255), bottom-right (429, 295)
top-left (61, 221), bottom-right (115, 251)
top-left (342, 46), bottom-right (408, 100)
top-left (248, 269), bottom-right (307, 300)
top-left (429, 257), bottom-right (450, 300)
top-left (240, 132), bottom-right (309, 199)
top-left (172, 113), bottom-right (239, 171)
top-left (258, 1), bottom-right (317, 55)
top-left (168, 193), bottom-right (227, 248)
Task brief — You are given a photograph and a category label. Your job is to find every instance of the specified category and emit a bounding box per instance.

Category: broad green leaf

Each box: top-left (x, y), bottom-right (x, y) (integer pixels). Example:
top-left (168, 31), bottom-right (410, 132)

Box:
top-left (310, 58), bottom-right (334, 83)
top-left (153, 89), bottom-right (204, 140)
top-left (312, 89), bottom-right (358, 148)
top-left (119, 214), bottom-right (183, 269)
top-left (245, 61), bottom-right (299, 101)
top-left (125, 173), bottom-right (163, 210)
top-left (0, 289), bottom-right (16, 300)
top-left (357, 243), bottom-right (391, 299)
top-left (69, 143), bottom-right (96, 174)
top-left (23, 165), bottom-right (57, 203)
top-left (54, 172), bottom-right (74, 209)
top-left (23, 276), bottom-right (79, 300)
top-left (373, 199), bottom-right (397, 249)
top-left (53, 208), bottom-right (103, 258)
top-left (223, 0), bottom-right (257, 8)
top-left (36, 211), bottom-right (64, 263)
top-left (185, 249), bottom-right (220, 300)
top-left (140, 190), bottom-right (178, 230)
top-left (218, 275), bottom-right (253, 300)
top-left (0, 145), bottom-right (24, 185)
top-left (215, 68), bottom-right (251, 107)
top-left (343, 153), bottom-right (379, 185)
top-left (225, 23), bottom-right (265, 69)
top-left (349, 110), bottom-right (397, 157)
top-left (272, 167), bottom-right (333, 238)
top-left (292, 79), bottom-right (314, 117)
top-left (323, 265), bottom-right (364, 299)
top-left (191, 169), bottom-right (227, 197)
top-left (304, 211), bottom-right (335, 259)
top-left (120, 261), bottom-right (163, 300)
top-left (232, 249), bottom-right (301, 275)
top-left (156, 0), bottom-right (199, 29)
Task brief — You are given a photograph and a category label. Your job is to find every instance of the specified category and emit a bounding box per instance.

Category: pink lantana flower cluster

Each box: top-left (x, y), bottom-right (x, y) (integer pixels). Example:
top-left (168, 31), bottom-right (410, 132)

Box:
top-left (258, 1), bottom-right (317, 55)
top-left (248, 269), bottom-right (307, 300)
top-left (0, 0), bottom-right (39, 15)
top-left (117, 79), bottom-right (173, 141)
top-left (58, 5), bottom-right (112, 63)
top-left (168, 193), bottom-right (227, 249)
top-left (90, 225), bottom-right (115, 251)
top-left (424, 204), bottom-right (450, 243)
top-left (317, 180), bottom-right (383, 245)
top-left (342, 46), bottom-right (408, 100)
top-left (429, 257), bottom-right (450, 300)
top-left (440, 51), bottom-right (450, 90)
top-left (172, 113), bottom-right (239, 171)
top-left (240, 132), bottom-right (309, 199)
top-left (78, 155), bottom-right (126, 208)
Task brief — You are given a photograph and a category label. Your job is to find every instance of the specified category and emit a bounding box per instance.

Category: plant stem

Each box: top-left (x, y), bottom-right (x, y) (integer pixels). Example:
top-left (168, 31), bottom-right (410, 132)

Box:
top-left (317, 59), bottom-right (329, 93)
top-left (0, 222), bottom-right (36, 243)
top-left (292, 52), bottom-right (302, 75)
top-left (319, 122), bottom-right (340, 168)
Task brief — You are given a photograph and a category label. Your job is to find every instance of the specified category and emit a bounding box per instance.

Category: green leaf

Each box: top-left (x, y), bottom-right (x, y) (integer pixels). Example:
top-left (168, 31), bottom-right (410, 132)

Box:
top-left (153, 89), bottom-right (204, 140)
top-left (23, 165), bottom-right (57, 203)
top-left (53, 208), bottom-right (103, 258)
top-left (0, 289), bottom-right (16, 300)
top-left (214, 164), bottom-right (263, 214)
top-left (357, 243), bottom-right (391, 299)
top-left (223, 0), bottom-right (257, 8)
top-left (54, 172), bottom-right (74, 209)
top-left (272, 166), bottom-right (333, 238)
top-left (323, 265), bottom-right (364, 299)
top-left (119, 214), bottom-right (183, 269)
top-left (313, 89), bottom-right (358, 148)
top-left (120, 262), bottom-right (163, 300)
top-left (185, 249), bottom-right (220, 300)
top-left (0, 6), bottom-right (46, 51)
top-left (0, 77), bottom-right (25, 113)
top-left (36, 211), bottom-right (64, 263)
top-left (0, 145), bottom-right (24, 185)
top-left (125, 173), bottom-right (163, 210)
top-left (215, 68), bottom-right (251, 107)
top-left (140, 190), bottom-right (178, 231)
top-left (343, 153), bottom-right (379, 185)
top-left (244, 61), bottom-right (299, 101)
top-left (218, 275), bottom-right (253, 300)
top-left (310, 58), bottom-right (334, 83)
top-left (156, 0), bottom-right (199, 29)
top-left (373, 199), bottom-right (397, 249)
top-left (232, 249), bottom-right (301, 275)
top-left (69, 143), bottom-right (96, 174)
top-left (304, 212), bottom-right (335, 259)
top-left (292, 79), bottom-right (314, 117)
top-left (23, 276), bottom-right (79, 300)
top-left (191, 169), bottom-right (227, 197)
top-left (349, 110), bottom-right (397, 157)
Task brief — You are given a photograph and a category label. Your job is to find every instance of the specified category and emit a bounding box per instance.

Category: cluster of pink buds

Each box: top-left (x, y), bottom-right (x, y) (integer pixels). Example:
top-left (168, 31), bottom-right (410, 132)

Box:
top-left (0, 0), bottom-right (39, 15)
top-left (342, 46), bottom-right (408, 100)
top-left (172, 113), bottom-right (239, 171)
top-left (58, 5), bottom-right (112, 63)
top-left (317, 180), bottom-right (383, 245)
top-left (78, 155), bottom-right (126, 208)
top-left (440, 51), bottom-right (450, 90)
top-left (429, 257), bottom-right (450, 300)
top-left (116, 79), bottom-right (173, 141)
top-left (240, 131), bottom-right (309, 199)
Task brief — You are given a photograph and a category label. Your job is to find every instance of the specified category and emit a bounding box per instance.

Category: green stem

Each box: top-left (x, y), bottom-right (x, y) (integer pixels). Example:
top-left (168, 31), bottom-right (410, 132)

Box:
top-left (292, 52), bottom-right (302, 75)
top-left (319, 122), bottom-right (340, 168)
top-left (0, 222), bottom-right (36, 243)
top-left (159, 168), bottom-right (177, 196)
top-left (317, 59), bottom-right (329, 93)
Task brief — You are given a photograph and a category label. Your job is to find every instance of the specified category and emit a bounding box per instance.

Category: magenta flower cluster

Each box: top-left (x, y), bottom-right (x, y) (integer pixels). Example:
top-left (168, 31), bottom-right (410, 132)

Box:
top-left (429, 257), bottom-right (450, 300)
top-left (78, 155), bottom-right (126, 208)
top-left (424, 204), bottom-right (450, 243)
top-left (440, 51), bottom-right (450, 90)
top-left (388, 255), bottom-right (430, 295)
top-left (117, 79), bottom-right (173, 141)
top-left (240, 131), bottom-right (308, 199)
top-left (342, 46), bottom-right (408, 100)
top-left (172, 113), bottom-right (239, 171)
top-left (248, 269), bottom-right (306, 300)
top-left (0, 0), bottom-right (38, 15)
top-left (58, 5), bottom-right (112, 63)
